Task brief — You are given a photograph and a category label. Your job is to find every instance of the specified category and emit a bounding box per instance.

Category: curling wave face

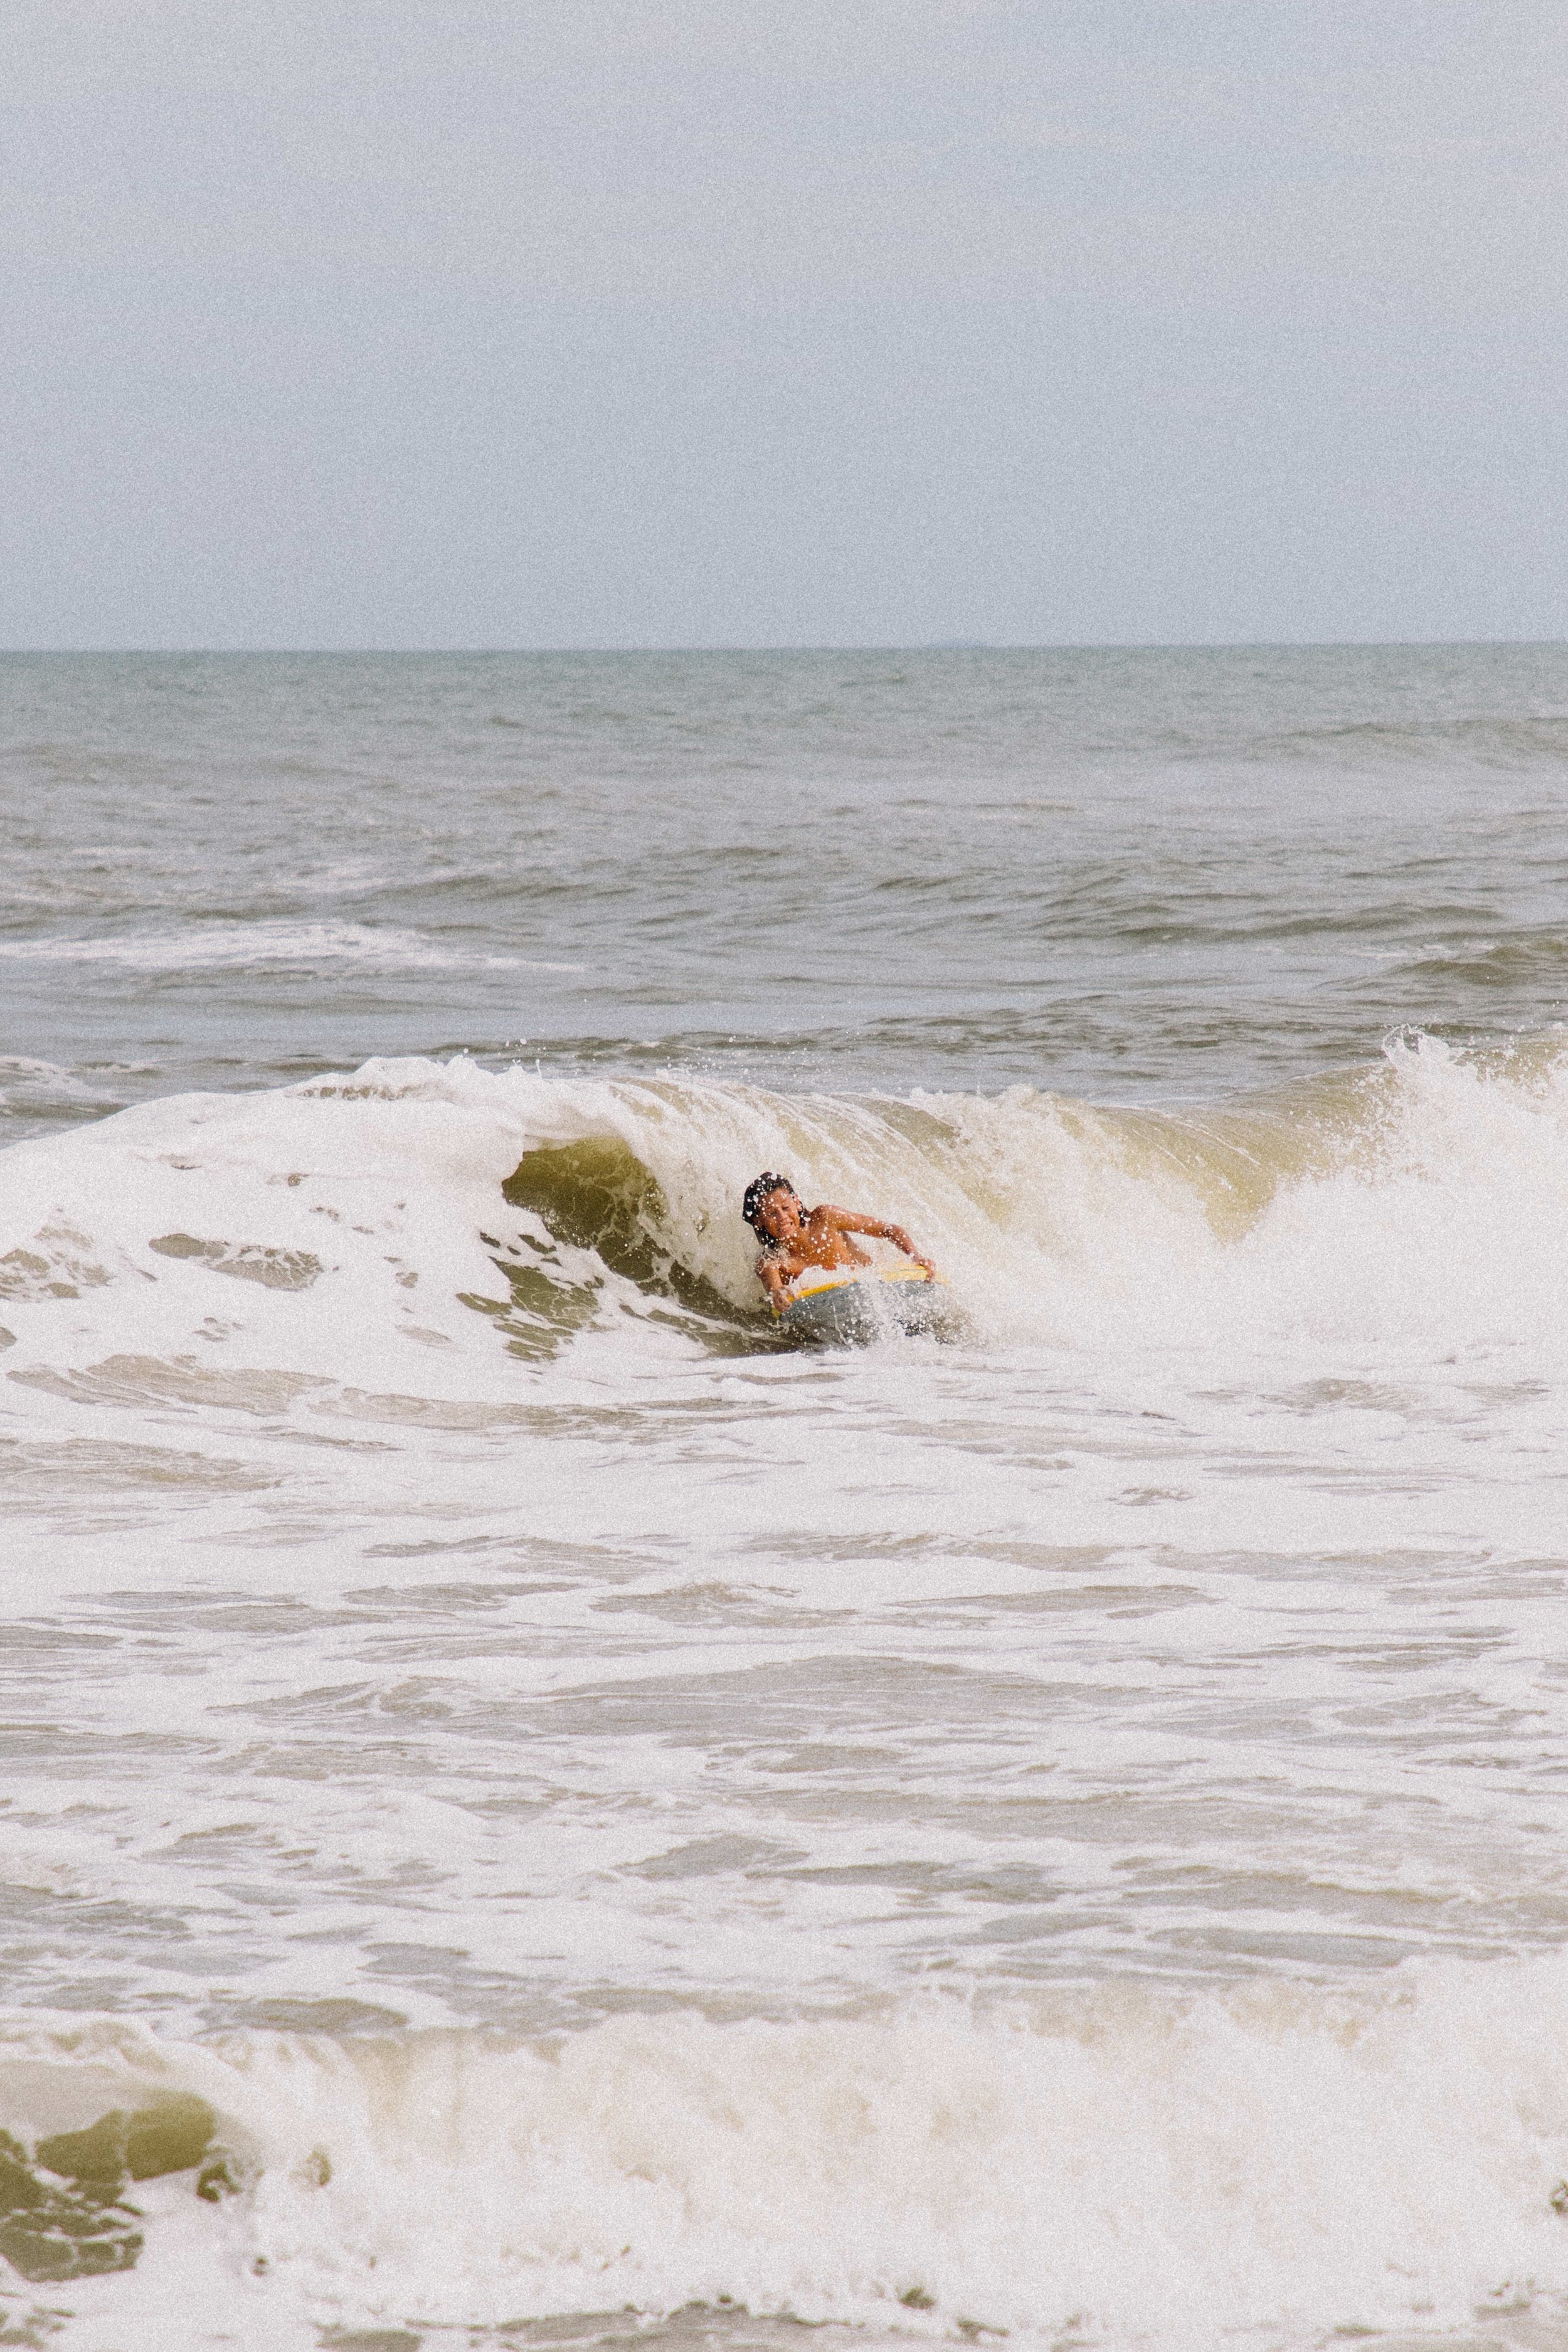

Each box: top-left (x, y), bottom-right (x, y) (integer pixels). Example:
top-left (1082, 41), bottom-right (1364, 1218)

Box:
top-left (6, 1030), bottom-right (1566, 1369)
top-left (6, 1041), bottom-right (1568, 2345)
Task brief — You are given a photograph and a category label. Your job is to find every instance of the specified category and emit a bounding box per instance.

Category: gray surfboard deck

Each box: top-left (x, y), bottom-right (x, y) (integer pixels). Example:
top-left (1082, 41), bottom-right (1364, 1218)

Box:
top-left (775, 1273), bottom-right (961, 1347)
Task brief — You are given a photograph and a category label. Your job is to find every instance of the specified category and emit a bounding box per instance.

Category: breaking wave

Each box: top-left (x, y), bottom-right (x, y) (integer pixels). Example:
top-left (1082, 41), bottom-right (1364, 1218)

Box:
top-left (6, 1960), bottom-right (1568, 2347)
top-left (9, 1042), bottom-right (1568, 2343)
top-left (3, 1032), bottom-right (1568, 1382)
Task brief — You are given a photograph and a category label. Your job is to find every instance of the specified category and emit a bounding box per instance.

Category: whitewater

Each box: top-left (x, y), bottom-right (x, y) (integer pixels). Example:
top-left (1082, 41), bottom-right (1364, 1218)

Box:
top-left (4, 647), bottom-right (1568, 2352)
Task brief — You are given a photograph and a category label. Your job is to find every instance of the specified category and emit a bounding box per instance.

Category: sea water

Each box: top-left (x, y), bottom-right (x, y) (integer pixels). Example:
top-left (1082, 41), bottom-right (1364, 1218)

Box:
top-left (3, 647), bottom-right (1568, 2352)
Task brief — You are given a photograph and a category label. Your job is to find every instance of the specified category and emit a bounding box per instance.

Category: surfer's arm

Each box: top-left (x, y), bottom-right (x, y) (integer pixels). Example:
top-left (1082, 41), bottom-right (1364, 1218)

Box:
top-left (818, 1207), bottom-right (936, 1276)
top-left (756, 1253), bottom-right (793, 1316)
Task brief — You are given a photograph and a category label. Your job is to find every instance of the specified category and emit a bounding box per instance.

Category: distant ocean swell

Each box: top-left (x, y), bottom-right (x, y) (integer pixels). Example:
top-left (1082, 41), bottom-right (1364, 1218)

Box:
top-left (6, 1961), bottom-right (1568, 2346)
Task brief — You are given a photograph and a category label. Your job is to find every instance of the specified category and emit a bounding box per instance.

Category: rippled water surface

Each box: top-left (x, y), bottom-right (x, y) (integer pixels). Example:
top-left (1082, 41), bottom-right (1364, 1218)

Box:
top-left (6, 644), bottom-right (1568, 1115)
top-left (4, 648), bottom-right (1568, 2352)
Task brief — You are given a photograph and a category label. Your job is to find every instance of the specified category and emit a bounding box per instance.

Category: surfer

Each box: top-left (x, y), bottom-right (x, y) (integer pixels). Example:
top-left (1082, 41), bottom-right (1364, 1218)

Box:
top-left (741, 1172), bottom-right (937, 1318)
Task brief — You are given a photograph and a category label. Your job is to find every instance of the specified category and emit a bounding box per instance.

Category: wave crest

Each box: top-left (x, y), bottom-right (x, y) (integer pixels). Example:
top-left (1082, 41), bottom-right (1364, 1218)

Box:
top-left (2, 1036), bottom-right (1567, 1380)
top-left (6, 1961), bottom-right (1568, 2346)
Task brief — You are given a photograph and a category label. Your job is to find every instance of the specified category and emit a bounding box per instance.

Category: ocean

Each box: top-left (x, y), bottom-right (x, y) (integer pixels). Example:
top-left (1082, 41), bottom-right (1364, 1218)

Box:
top-left (3, 645), bottom-right (1568, 2352)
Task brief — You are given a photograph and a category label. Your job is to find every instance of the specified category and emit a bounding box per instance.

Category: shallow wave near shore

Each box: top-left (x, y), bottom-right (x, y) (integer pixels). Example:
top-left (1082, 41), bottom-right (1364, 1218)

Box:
top-left (6, 1037), bottom-right (1568, 2348)
top-left (8, 1961), bottom-right (1568, 2352)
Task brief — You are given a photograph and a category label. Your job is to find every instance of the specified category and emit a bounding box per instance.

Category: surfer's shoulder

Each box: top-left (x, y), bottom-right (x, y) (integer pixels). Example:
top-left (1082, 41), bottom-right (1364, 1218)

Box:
top-left (805, 1202), bottom-right (859, 1231)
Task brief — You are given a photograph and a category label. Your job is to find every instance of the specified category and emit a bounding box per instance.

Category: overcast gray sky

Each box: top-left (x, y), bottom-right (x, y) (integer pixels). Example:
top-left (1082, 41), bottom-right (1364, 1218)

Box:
top-left (2, 0), bottom-right (1564, 647)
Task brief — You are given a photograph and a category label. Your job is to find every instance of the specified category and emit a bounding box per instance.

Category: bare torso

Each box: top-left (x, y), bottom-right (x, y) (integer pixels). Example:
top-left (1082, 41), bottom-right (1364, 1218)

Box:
top-left (754, 1199), bottom-right (935, 1316)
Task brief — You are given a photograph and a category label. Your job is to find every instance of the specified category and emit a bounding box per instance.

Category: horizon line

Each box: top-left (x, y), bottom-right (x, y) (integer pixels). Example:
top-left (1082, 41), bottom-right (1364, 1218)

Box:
top-left (3, 637), bottom-right (1565, 657)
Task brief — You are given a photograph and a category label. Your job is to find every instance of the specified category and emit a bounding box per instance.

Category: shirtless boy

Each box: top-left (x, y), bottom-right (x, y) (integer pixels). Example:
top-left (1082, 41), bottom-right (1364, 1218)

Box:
top-left (741, 1172), bottom-right (937, 1318)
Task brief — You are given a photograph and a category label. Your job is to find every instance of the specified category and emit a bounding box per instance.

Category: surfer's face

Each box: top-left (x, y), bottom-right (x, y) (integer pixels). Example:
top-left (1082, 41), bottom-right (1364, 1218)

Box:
top-left (756, 1188), bottom-right (801, 1243)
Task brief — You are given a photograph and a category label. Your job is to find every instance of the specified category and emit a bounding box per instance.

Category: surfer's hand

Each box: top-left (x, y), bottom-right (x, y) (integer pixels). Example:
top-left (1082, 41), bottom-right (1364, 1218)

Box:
top-left (887, 1225), bottom-right (935, 1275)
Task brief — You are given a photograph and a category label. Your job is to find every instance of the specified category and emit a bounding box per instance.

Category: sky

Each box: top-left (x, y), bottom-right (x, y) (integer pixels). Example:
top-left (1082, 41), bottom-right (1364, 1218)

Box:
top-left (1, 0), bottom-right (1564, 649)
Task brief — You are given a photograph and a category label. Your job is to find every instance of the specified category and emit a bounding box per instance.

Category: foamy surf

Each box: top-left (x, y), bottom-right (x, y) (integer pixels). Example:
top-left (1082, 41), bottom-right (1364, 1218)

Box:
top-left (4, 1033), bottom-right (1568, 1379)
top-left (0, 921), bottom-right (588, 975)
top-left (6, 1961), bottom-right (1568, 2351)
top-left (9, 648), bottom-right (1568, 2352)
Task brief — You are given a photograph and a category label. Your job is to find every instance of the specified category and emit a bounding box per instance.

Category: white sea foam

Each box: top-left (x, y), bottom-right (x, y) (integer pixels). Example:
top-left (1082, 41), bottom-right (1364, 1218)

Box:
top-left (0, 923), bottom-right (582, 973)
top-left (3, 1034), bottom-right (1568, 1404)
top-left (0, 1055), bottom-right (122, 1115)
top-left (8, 1041), bottom-right (1568, 2349)
top-left (7, 1961), bottom-right (1568, 2350)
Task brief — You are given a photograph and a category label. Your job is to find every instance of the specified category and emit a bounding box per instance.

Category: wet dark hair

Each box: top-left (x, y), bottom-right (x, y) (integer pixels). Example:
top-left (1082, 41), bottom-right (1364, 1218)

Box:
top-left (742, 1172), bottom-right (797, 1232)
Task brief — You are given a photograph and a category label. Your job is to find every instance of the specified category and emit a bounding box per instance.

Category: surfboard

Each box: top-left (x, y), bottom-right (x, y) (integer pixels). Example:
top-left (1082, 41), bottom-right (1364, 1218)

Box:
top-left (773, 1262), bottom-right (961, 1346)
